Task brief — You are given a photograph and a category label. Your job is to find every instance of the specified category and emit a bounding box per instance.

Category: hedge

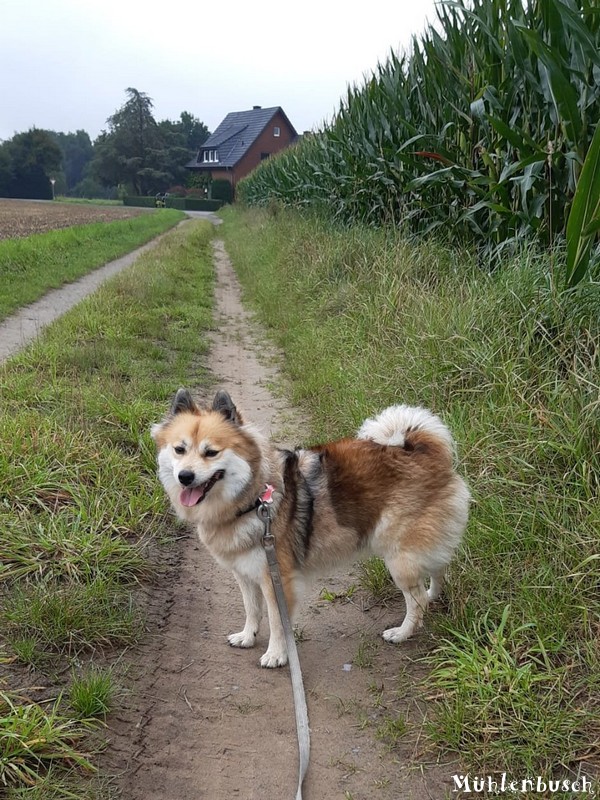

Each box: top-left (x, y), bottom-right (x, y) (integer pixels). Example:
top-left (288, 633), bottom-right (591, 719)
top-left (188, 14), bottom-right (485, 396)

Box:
top-left (123, 197), bottom-right (223, 211)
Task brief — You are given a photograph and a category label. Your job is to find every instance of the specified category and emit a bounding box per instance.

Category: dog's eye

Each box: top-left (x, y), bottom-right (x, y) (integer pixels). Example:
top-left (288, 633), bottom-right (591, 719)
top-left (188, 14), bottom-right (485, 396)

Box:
top-left (204, 448), bottom-right (220, 458)
top-left (173, 445), bottom-right (186, 455)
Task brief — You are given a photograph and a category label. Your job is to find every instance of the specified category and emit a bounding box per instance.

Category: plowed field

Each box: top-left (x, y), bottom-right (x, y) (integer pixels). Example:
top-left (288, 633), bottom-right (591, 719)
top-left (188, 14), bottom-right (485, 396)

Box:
top-left (0, 199), bottom-right (148, 240)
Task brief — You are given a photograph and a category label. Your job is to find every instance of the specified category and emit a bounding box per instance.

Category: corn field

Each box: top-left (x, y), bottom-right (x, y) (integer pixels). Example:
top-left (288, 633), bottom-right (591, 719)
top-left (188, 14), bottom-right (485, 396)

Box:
top-left (238, 0), bottom-right (600, 271)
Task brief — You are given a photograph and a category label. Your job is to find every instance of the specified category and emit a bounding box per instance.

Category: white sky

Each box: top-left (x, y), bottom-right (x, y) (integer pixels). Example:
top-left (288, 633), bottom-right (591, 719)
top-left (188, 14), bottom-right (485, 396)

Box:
top-left (0, 0), bottom-right (439, 142)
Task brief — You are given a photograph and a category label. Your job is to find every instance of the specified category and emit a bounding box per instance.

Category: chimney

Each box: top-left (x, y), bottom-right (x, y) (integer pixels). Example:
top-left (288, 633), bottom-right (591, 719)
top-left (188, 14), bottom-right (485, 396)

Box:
top-left (253, 105), bottom-right (261, 110)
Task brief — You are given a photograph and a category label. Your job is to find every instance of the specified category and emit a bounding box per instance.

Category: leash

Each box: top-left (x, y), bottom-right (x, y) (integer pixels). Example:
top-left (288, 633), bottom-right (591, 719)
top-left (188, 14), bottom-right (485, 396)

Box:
top-left (257, 485), bottom-right (310, 800)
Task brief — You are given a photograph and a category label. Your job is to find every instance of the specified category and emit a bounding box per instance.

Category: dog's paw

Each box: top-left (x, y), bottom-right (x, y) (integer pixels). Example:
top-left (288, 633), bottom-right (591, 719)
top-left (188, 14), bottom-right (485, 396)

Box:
top-left (382, 625), bottom-right (415, 644)
top-left (228, 630), bottom-right (257, 648)
top-left (260, 649), bottom-right (288, 668)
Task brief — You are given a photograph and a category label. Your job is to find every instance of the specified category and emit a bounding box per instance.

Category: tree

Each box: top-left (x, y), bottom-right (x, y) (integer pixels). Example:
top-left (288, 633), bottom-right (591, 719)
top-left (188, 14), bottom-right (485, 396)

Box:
top-left (178, 111), bottom-right (209, 152)
top-left (0, 128), bottom-right (62, 199)
top-left (50, 130), bottom-right (94, 191)
top-left (0, 144), bottom-right (12, 196)
top-left (93, 88), bottom-right (166, 195)
top-left (91, 90), bottom-right (211, 195)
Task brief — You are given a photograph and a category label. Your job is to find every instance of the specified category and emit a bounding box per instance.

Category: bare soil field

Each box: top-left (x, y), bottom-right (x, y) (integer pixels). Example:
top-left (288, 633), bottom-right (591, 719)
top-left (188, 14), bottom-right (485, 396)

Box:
top-left (0, 198), bottom-right (148, 239)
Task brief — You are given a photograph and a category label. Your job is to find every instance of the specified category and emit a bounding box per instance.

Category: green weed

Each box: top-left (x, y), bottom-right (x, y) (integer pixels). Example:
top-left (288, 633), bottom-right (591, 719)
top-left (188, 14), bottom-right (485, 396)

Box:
top-left (357, 558), bottom-right (396, 604)
top-left (0, 690), bottom-right (96, 789)
top-left (69, 669), bottom-right (115, 719)
top-left (353, 637), bottom-right (378, 670)
top-left (427, 606), bottom-right (591, 775)
top-left (375, 715), bottom-right (408, 749)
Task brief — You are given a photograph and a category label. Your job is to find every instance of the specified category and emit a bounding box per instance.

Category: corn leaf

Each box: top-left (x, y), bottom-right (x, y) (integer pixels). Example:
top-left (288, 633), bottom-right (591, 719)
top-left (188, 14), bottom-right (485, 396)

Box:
top-left (566, 121), bottom-right (600, 287)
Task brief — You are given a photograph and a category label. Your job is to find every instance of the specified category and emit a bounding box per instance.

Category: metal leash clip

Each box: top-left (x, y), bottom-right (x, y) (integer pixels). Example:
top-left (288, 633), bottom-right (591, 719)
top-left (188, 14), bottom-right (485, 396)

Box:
top-left (257, 484), bottom-right (275, 548)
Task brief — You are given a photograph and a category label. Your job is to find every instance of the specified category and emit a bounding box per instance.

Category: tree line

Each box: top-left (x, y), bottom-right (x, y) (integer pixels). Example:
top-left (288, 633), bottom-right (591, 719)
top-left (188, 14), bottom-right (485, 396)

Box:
top-left (0, 88), bottom-right (209, 200)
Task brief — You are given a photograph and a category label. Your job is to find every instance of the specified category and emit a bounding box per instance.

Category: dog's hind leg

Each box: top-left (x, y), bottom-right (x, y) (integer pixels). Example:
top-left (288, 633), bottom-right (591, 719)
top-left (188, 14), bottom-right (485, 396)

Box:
top-left (228, 571), bottom-right (263, 648)
top-left (382, 554), bottom-right (428, 644)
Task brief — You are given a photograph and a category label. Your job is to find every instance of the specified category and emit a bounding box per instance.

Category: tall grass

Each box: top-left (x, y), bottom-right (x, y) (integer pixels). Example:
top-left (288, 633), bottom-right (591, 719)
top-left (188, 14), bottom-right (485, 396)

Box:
top-left (239, 0), bottom-right (600, 268)
top-left (220, 205), bottom-right (600, 779)
top-left (0, 220), bottom-right (215, 796)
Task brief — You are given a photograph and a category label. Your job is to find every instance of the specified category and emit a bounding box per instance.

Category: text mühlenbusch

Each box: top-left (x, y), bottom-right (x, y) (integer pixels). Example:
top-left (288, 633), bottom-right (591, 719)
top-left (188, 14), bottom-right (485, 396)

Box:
top-left (452, 774), bottom-right (595, 795)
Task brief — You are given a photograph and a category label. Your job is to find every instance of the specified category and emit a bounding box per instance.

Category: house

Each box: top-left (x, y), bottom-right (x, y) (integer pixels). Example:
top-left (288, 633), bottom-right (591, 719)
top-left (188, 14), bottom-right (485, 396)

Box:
top-left (185, 106), bottom-right (298, 196)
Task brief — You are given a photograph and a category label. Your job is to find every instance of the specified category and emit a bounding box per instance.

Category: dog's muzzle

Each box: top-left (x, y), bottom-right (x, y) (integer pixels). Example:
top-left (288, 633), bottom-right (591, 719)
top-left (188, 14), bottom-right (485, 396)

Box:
top-left (179, 470), bottom-right (225, 507)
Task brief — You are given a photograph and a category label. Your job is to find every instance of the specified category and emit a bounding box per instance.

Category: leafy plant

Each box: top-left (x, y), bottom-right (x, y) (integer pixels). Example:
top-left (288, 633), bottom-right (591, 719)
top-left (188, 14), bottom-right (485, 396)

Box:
top-left (239, 0), bottom-right (600, 260)
top-left (566, 121), bottom-right (600, 287)
top-left (0, 690), bottom-right (96, 788)
top-left (69, 669), bottom-right (115, 719)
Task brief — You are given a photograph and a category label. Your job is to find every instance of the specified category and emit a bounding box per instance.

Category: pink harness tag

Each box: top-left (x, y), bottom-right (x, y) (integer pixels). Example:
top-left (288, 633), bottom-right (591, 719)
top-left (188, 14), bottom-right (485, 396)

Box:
top-left (260, 484), bottom-right (275, 504)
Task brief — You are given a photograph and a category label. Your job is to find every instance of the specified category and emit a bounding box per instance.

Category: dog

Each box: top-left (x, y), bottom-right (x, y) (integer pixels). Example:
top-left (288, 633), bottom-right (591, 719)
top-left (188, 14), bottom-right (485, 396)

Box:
top-left (151, 389), bottom-right (470, 667)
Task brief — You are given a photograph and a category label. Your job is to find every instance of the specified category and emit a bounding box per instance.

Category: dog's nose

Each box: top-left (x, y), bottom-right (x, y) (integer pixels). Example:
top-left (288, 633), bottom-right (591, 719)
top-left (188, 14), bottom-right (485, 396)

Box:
top-left (178, 470), bottom-right (195, 486)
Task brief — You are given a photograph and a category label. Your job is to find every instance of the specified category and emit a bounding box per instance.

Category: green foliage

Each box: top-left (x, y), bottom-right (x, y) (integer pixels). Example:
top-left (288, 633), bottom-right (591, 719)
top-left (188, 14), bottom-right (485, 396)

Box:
top-left (0, 129), bottom-right (62, 199)
top-left (0, 690), bottom-right (96, 789)
top-left (357, 557), bottom-right (397, 602)
top-left (428, 607), bottom-right (587, 774)
top-left (566, 121), bottom-right (600, 287)
top-left (69, 669), bottom-right (115, 718)
top-left (123, 196), bottom-right (222, 211)
top-left (211, 179), bottom-right (234, 203)
top-left (49, 131), bottom-right (94, 192)
top-left (91, 90), bottom-right (210, 196)
top-left (239, 0), bottom-right (600, 260)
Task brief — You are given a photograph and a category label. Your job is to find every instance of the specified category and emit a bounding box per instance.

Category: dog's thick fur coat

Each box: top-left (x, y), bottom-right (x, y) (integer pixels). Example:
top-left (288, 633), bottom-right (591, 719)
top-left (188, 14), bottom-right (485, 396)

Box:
top-left (152, 389), bottom-right (470, 667)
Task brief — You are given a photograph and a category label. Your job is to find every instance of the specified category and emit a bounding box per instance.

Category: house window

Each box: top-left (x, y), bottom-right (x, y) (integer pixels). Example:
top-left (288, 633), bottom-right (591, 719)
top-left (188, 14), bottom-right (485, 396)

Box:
top-left (260, 152), bottom-right (270, 161)
top-left (203, 150), bottom-right (219, 163)
top-left (273, 126), bottom-right (280, 137)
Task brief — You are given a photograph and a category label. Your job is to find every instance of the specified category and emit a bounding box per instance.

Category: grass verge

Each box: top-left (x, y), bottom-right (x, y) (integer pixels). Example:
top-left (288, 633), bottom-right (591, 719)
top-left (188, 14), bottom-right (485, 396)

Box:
top-left (220, 205), bottom-right (600, 783)
top-left (0, 208), bottom-right (185, 320)
top-left (0, 219), bottom-right (214, 796)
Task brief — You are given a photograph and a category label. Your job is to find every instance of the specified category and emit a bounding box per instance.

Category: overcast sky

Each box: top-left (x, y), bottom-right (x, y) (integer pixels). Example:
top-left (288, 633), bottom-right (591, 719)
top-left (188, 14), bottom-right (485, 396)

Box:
top-left (1, 0), bottom-right (439, 143)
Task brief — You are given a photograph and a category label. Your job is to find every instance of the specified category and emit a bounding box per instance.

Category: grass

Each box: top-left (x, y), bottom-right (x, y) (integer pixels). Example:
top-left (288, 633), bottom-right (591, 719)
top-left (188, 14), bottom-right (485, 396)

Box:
top-left (0, 689), bottom-right (96, 790)
top-left (220, 204), bottom-right (600, 782)
top-left (357, 557), bottom-right (397, 603)
top-left (0, 218), bottom-right (215, 796)
top-left (0, 208), bottom-right (184, 320)
top-left (55, 197), bottom-right (123, 206)
top-left (70, 669), bottom-right (115, 719)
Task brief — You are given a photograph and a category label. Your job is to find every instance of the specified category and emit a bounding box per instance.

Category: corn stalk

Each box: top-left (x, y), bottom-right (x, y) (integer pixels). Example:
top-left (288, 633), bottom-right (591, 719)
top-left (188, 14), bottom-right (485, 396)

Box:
top-left (238, 0), bottom-right (600, 263)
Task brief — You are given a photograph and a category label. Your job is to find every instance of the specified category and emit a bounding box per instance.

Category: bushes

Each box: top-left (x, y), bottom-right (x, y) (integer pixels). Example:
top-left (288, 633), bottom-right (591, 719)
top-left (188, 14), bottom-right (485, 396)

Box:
top-left (211, 179), bottom-right (234, 203)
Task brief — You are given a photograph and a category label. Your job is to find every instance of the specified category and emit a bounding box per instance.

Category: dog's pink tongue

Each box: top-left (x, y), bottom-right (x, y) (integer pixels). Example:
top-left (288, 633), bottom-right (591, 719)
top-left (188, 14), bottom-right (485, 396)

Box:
top-left (180, 486), bottom-right (204, 507)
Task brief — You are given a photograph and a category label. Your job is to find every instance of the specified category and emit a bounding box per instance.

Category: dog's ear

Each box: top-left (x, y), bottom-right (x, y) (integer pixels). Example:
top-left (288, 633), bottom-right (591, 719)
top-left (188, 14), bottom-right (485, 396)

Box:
top-left (212, 390), bottom-right (242, 424)
top-left (170, 388), bottom-right (197, 416)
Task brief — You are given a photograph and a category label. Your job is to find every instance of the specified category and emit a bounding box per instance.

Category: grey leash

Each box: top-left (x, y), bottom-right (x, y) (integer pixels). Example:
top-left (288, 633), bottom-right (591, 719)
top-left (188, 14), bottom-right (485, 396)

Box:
top-left (258, 492), bottom-right (310, 800)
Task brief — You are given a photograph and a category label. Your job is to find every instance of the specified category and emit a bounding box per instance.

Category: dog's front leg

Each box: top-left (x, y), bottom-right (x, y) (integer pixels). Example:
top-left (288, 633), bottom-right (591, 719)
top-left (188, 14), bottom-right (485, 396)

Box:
top-left (228, 570), bottom-right (263, 648)
top-left (259, 570), bottom-right (289, 668)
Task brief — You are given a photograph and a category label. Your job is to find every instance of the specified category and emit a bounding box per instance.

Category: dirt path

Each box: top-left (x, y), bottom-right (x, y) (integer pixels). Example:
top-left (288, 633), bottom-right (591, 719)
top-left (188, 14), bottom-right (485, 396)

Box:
top-left (104, 237), bottom-right (458, 799)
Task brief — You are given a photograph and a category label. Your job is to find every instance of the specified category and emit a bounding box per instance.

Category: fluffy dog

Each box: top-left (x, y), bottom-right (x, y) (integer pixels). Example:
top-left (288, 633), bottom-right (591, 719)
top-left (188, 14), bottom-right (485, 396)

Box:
top-left (152, 389), bottom-right (470, 667)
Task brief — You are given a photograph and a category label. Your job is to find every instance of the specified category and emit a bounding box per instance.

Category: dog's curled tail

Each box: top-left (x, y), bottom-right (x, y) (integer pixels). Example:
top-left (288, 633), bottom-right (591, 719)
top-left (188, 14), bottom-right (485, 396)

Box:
top-left (357, 405), bottom-right (455, 463)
